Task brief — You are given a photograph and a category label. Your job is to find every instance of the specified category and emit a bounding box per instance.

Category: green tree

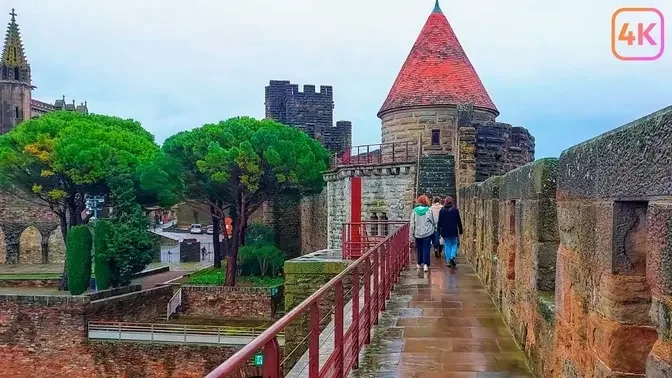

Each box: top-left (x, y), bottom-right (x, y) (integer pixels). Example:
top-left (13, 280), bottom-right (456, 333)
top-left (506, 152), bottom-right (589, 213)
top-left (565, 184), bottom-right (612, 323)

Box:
top-left (0, 111), bottom-right (178, 288)
top-left (66, 225), bottom-right (93, 295)
top-left (163, 117), bottom-right (329, 285)
top-left (93, 220), bottom-right (112, 290)
top-left (245, 223), bottom-right (275, 246)
top-left (102, 172), bottom-right (157, 286)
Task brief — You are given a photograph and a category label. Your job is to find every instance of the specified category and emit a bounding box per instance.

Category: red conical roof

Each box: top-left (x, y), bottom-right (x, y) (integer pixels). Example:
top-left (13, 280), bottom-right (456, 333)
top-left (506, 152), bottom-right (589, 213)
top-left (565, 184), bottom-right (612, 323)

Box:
top-left (378, 2), bottom-right (498, 117)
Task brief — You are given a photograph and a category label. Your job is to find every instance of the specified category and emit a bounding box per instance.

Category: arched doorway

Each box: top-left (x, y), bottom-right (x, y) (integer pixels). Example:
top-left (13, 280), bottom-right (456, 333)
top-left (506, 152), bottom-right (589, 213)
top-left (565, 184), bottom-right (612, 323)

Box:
top-left (19, 225), bottom-right (42, 264)
top-left (47, 227), bottom-right (66, 263)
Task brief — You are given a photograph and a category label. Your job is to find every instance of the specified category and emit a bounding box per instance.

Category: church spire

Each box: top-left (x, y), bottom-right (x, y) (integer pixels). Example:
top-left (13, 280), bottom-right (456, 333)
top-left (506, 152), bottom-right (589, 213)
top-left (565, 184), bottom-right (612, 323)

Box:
top-left (433, 0), bottom-right (442, 14)
top-left (2, 8), bottom-right (29, 69)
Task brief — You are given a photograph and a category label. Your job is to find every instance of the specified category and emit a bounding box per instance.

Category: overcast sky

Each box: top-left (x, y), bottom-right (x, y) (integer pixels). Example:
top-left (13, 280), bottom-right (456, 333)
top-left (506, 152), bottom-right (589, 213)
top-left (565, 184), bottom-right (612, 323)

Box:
top-left (6, 0), bottom-right (672, 158)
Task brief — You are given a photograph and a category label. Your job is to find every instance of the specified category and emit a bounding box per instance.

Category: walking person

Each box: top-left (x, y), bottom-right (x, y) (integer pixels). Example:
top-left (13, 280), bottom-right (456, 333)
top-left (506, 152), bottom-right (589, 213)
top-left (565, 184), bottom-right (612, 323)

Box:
top-left (430, 197), bottom-right (443, 258)
top-left (438, 196), bottom-right (463, 267)
top-left (410, 195), bottom-right (436, 272)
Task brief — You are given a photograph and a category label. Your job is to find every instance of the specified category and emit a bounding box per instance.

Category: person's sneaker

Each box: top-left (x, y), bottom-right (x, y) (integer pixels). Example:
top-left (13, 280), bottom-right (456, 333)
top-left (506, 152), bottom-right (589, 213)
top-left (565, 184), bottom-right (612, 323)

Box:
top-left (423, 264), bottom-right (429, 272)
top-left (450, 258), bottom-right (457, 267)
top-left (416, 264), bottom-right (421, 270)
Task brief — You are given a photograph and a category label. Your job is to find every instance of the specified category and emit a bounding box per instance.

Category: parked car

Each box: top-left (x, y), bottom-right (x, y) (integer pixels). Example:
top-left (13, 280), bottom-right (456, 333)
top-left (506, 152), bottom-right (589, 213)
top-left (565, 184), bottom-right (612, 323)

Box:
top-left (189, 224), bottom-right (203, 234)
top-left (206, 225), bottom-right (214, 234)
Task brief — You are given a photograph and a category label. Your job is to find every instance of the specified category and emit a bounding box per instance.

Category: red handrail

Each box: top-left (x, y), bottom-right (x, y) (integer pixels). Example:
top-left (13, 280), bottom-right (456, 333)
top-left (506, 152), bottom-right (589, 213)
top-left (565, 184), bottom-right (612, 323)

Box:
top-left (205, 223), bottom-right (410, 378)
top-left (333, 141), bottom-right (414, 168)
top-left (342, 221), bottom-right (408, 259)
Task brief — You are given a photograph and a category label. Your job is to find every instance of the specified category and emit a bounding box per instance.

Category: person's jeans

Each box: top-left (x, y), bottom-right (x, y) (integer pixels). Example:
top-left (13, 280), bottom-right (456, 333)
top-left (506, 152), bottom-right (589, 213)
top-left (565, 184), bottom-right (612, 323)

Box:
top-left (444, 236), bottom-right (459, 263)
top-left (415, 236), bottom-right (431, 266)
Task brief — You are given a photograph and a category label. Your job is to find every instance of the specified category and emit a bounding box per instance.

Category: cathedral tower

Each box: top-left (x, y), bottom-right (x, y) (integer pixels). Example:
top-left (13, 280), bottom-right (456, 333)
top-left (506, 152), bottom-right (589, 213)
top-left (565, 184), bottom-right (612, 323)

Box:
top-left (378, 0), bottom-right (497, 156)
top-left (0, 9), bottom-right (33, 134)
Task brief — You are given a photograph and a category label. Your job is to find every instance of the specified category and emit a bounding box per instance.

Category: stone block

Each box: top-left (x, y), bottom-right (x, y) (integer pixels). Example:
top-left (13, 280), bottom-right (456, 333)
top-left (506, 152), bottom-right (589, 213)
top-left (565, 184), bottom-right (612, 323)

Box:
top-left (589, 313), bottom-right (657, 374)
top-left (650, 296), bottom-right (672, 341)
top-left (647, 201), bottom-right (672, 296)
top-left (597, 274), bottom-right (651, 324)
top-left (647, 340), bottom-right (672, 377)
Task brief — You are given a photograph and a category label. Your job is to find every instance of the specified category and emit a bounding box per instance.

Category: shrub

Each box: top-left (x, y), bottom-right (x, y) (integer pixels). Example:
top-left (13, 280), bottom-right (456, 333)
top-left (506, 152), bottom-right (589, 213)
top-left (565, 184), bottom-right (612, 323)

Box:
top-left (245, 223), bottom-right (275, 246)
top-left (239, 244), bottom-right (285, 277)
top-left (66, 226), bottom-right (93, 295)
top-left (93, 220), bottom-right (112, 290)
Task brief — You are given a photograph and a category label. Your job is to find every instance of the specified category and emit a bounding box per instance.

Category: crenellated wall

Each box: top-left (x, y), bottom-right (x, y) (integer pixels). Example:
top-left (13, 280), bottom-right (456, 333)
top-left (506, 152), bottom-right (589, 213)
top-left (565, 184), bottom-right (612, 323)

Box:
top-left (458, 105), bottom-right (672, 377)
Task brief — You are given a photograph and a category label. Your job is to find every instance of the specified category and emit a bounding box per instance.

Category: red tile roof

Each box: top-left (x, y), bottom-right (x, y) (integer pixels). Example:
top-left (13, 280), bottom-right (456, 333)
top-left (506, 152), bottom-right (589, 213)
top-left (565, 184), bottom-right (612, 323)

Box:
top-left (378, 4), bottom-right (498, 117)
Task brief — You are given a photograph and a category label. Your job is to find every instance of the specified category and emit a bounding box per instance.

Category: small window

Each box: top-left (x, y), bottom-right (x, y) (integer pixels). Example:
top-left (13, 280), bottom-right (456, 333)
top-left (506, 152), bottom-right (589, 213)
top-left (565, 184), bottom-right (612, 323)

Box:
top-left (15, 106), bottom-right (20, 120)
top-left (14, 67), bottom-right (19, 80)
top-left (380, 213), bottom-right (389, 236)
top-left (369, 214), bottom-right (378, 236)
top-left (431, 130), bottom-right (440, 145)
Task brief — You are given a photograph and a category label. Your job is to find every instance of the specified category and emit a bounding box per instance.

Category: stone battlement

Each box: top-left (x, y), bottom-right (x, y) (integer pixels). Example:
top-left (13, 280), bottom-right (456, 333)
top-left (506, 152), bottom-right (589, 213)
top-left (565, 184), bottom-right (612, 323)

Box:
top-left (458, 105), bottom-right (672, 377)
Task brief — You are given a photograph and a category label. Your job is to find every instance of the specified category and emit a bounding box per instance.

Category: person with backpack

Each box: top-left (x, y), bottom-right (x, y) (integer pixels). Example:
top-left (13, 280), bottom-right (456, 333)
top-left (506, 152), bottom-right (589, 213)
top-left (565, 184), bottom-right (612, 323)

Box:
top-left (410, 195), bottom-right (436, 272)
top-left (438, 196), bottom-right (463, 267)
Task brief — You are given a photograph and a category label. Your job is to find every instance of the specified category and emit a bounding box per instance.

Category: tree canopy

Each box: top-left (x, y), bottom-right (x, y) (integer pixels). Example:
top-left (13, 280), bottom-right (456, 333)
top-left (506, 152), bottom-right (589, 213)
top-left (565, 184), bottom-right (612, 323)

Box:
top-left (163, 117), bottom-right (330, 285)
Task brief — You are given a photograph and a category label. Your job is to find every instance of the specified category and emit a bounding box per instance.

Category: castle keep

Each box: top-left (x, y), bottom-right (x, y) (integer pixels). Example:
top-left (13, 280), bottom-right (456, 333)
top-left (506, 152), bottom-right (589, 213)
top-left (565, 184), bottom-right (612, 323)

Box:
top-left (265, 80), bottom-right (352, 155)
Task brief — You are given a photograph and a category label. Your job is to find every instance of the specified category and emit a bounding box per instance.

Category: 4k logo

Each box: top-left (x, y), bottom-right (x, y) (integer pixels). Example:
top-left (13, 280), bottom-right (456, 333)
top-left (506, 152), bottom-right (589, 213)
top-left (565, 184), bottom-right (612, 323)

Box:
top-left (612, 8), bottom-right (665, 61)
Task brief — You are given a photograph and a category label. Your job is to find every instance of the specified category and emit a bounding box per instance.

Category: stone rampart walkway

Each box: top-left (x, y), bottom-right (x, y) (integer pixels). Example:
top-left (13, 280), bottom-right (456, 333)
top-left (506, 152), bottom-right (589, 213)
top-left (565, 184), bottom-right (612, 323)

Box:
top-left (352, 255), bottom-right (533, 378)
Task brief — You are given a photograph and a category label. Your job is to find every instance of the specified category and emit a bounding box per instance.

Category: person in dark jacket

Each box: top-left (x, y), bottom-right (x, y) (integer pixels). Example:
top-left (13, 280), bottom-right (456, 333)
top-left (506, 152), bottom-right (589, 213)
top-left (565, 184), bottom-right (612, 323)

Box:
top-left (437, 196), bottom-right (463, 267)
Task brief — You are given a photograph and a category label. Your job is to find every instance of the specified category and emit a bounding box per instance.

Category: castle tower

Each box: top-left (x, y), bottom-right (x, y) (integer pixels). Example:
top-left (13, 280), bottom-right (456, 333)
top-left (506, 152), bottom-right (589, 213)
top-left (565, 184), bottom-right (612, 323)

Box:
top-left (378, 0), bottom-right (498, 156)
top-left (0, 9), bottom-right (33, 134)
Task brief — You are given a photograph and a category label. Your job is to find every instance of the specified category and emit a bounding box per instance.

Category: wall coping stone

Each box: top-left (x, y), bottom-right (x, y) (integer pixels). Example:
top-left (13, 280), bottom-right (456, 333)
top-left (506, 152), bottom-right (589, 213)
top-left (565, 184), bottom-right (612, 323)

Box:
top-left (0, 293), bottom-right (90, 305)
top-left (558, 106), bottom-right (672, 199)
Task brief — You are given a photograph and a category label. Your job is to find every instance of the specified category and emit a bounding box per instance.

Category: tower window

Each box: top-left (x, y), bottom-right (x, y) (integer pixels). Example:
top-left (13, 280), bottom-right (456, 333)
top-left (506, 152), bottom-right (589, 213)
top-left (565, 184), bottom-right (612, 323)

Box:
top-left (15, 107), bottom-right (20, 119)
top-left (431, 130), bottom-right (440, 145)
top-left (14, 67), bottom-right (19, 80)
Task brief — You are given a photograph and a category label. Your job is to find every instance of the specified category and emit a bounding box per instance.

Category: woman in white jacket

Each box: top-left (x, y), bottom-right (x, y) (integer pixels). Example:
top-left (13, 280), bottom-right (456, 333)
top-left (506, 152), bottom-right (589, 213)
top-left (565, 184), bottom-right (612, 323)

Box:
top-left (410, 195), bottom-right (436, 272)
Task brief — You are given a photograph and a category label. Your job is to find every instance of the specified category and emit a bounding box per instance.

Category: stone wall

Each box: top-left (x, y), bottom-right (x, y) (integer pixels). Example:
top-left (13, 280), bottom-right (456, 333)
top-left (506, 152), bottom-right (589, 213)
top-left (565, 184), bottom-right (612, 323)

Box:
top-left (87, 285), bottom-right (173, 322)
top-left (300, 190), bottom-right (328, 254)
top-left (0, 191), bottom-right (63, 264)
top-left (380, 106), bottom-right (494, 158)
top-left (459, 158), bottom-right (559, 377)
top-left (553, 106), bottom-right (671, 377)
top-left (459, 106), bottom-right (672, 377)
top-left (181, 285), bottom-right (279, 319)
top-left (0, 293), bottom-right (257, 378)
top-left (325, 163), bottom-right (415, 250)
top-left (283, 250), bottom-right (352, 371)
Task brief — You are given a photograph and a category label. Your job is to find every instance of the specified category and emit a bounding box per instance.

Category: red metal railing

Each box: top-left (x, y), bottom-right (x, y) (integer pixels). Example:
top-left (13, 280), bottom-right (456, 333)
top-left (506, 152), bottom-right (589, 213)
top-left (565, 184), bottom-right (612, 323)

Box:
top-left (333, 142), bottom-right (415, 168)
top-left (205, 223), bottom-right (410, 378)
top-left (342, 221), bottom-right (409, 260)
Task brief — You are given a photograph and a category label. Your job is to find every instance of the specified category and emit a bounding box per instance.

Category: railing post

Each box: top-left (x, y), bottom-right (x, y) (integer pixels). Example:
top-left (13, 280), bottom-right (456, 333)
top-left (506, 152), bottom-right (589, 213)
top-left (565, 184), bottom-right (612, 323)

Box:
top-left (309, 302), bottom-right (320, 377)
top-left (366, 145), bottom-right (370, 164)
top-left (392, 142), bottom-right (396, 163)
top-left (352, 266), bottom-right (360, 369)
top-left (386, 240), bottom-right (392, 300)
top-left (263, 337), bottom-right (281, 378)
top-left (335, 280), bottom-right (345, 378)
top-left (405, 141), bottom-right (409, 162)
top-left (364, 257), bottom-right (371, 344)
top-left (118, 323), bottom-right (121, 340)
top-left (151, 324), bottom-right (154, 341)
top-left (372, 249), bottom-right (379, 326)
top-left (380, 242), bottom-right (386, 312)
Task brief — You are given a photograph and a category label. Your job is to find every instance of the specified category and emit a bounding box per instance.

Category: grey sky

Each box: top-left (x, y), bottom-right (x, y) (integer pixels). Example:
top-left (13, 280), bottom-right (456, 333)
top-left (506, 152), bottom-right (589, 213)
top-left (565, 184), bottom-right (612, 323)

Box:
top-left (5, 0), bottom-right (672, 157)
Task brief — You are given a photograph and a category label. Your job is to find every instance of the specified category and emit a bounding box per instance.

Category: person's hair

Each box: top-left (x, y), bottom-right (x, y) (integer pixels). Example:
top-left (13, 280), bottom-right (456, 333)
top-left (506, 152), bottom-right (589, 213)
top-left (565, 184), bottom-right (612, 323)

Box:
top-left (444, 196), bottom-right (454, 205)
top-left (416, 195), bottom-right (430, 206)
top-left (432, 196), bottom-right (442, 204)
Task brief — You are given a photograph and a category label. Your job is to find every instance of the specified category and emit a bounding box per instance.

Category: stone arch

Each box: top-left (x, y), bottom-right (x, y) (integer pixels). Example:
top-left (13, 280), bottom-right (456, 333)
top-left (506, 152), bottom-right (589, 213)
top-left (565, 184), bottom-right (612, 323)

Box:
top-left (0, 226), bottom-right (5, 264)
top-left (19, 225), bottom-right (43, 264)
top-left (47, 226), bottom-right (66, 263)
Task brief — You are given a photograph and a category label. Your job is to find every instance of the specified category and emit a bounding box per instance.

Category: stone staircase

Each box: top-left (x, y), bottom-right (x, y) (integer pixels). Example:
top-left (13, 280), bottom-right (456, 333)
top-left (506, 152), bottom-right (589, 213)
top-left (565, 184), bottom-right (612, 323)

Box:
top-left (417, 154), bottom-right (456, 200)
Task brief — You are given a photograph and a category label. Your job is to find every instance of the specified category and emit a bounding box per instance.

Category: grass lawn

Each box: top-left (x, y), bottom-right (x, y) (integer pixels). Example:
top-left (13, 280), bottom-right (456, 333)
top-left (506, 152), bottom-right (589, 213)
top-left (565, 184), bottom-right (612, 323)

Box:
top-left (186, 267), bottom-right (283, 287)
top-left (0, 273), bottom-right (62, 280)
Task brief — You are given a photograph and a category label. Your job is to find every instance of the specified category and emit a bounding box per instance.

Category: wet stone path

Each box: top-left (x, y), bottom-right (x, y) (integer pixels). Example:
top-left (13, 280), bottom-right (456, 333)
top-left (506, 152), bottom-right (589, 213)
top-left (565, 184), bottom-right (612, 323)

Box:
top-left (351, 255), bottom-right (533, 378)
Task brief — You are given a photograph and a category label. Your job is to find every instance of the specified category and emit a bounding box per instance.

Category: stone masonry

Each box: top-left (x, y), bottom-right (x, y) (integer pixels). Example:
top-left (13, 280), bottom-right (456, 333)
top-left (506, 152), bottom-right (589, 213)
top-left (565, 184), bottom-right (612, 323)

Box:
top-left (458, 106), bottom-right (672, 377)
top-left (324, 163), bottom-right (416, 250)
top-left (265, 80), bottom-right (352, 155)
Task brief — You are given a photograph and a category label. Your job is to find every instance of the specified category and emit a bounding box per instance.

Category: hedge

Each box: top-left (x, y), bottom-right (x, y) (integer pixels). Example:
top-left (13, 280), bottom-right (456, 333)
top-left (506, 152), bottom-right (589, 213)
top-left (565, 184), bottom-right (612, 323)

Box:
top-left (66, 226), bottom-right (93, 295)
